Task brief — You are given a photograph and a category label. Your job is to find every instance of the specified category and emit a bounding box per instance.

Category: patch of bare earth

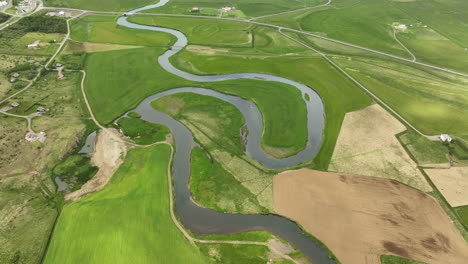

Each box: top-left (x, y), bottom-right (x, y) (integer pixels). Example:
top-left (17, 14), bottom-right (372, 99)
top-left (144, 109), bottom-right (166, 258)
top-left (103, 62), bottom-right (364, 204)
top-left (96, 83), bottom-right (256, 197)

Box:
top-left (65, 129), bottom-right (127, 201)
top-left (273, 169), bottom-right (468, 264)
top-left (424, 167), bottom-right (468, 207)
top-left (329, 104), bottom-right (431, 192)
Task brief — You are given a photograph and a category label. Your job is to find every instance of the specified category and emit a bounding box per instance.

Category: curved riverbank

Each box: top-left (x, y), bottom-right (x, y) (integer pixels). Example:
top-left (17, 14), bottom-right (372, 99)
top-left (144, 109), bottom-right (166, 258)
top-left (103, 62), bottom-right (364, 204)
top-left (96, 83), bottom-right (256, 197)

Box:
top-left (116, 1), bottom-right (334, 263)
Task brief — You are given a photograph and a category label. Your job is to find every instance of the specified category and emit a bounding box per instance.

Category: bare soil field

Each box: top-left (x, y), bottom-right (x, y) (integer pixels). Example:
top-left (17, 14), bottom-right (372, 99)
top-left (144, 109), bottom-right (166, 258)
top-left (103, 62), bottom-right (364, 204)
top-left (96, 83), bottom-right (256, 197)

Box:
top-left (328, 104), bottom-right (431, 192)
top-left (273, 169), bottom-right (468, 264)
top-left (65, 129), bottom-right (128, 201)
top-left (424, 167), bottom-right (468, 207)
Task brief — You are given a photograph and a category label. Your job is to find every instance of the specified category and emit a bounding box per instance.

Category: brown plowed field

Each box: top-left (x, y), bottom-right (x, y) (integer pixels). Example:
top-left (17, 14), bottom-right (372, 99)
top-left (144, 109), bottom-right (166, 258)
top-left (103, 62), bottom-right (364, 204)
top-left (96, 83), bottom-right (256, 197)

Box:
top-left (273, 169), bottom-right (468, 264)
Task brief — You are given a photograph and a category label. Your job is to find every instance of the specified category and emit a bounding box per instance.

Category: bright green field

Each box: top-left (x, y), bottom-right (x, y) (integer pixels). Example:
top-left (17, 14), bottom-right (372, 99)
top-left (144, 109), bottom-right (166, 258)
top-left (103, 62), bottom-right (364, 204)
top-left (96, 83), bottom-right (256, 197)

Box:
top-left (130, 15), bottom-right (254, 47)
top-left (141, 0), bottom-right (325, 18)
top-left (84, 45), bottom-right (310, 157)
top-left (71, 15), bottom-right (175, 46)
top-left (167, 49), bottom-right (371, 168)
top-left (152, 92), bottom-right (246, 156)
top-left (455, 206), bottom-right (468, 229)
top-left (43, 0), bottom-right (156, 11)
top-left (117, 117), bottom-right (170, 145)
top-left (127, 15), bottom-right (372, 168)
top-left (331, 55), bottom-right (468, 136)
top-left (398, 131), bottom-right (449, 164)
top-left (380, 255), bottom-right (426, 264)
top-left (190, 147), bottom-right (268, 213)
top-left (259, 0), bottom-right (468, 73)
top-left (44, 145), bottom-right (211, 264)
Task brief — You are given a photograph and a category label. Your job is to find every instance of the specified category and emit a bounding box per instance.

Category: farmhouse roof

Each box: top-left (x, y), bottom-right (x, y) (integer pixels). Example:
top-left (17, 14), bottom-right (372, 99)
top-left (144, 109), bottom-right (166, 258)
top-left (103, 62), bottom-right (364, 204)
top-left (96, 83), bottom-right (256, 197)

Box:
top-left (12, 73), bottom-right (20, 78)
top-left (440, 134), bottom-right (452, 142)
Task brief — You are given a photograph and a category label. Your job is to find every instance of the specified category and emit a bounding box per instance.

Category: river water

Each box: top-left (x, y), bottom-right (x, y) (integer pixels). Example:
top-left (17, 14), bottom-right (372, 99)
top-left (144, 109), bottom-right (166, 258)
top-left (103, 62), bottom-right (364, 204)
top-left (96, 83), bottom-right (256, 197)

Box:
top-left (116, 2), bottom-right (333, 263)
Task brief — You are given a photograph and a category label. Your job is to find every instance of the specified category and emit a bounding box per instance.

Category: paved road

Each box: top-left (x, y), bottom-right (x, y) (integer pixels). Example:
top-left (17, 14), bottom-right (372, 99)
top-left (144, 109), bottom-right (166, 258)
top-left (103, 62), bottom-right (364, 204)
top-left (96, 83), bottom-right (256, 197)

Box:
top-left (277, 29), bottom-right (440, 141)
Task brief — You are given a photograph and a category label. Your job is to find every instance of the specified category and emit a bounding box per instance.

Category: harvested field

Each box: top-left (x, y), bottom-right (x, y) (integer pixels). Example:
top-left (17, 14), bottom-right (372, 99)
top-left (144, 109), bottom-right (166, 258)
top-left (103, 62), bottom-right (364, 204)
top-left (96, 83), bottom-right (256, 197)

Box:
top-left (424, 167), bottom-right (468, 207)
top-left (329, 104), bottom-right (431, 192)
top-left (65, 129), bottom-right (127, 201)
top-left (273, 169), bottom-right (468, 264)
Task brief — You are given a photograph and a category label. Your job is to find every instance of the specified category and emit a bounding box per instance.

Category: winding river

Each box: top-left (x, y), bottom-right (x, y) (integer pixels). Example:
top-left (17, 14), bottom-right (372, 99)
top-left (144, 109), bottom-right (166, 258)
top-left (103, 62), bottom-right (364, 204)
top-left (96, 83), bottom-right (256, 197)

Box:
top-left (116, 1), bottom-right (333, 263)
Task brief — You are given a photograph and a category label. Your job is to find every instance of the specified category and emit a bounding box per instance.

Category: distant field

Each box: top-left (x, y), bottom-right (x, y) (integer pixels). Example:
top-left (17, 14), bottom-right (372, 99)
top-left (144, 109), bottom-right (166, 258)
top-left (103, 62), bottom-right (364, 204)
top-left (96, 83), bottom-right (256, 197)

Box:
top-left (44, 145), bottom-right (211, 264)
top-left (140, 0), bottom-right (325, 18)
top-left (259, 0), bottom-right (468, 73)
top-left (331, 55), bottom-right (468, 136)
top-left (130, 15), bottom-right (253, 47)
top-left (71, 15), bottom-right (175, 46)
top-left (117, 117), bottom-right (170, 145)
top-left (43, 0), bottom-right (156, 11)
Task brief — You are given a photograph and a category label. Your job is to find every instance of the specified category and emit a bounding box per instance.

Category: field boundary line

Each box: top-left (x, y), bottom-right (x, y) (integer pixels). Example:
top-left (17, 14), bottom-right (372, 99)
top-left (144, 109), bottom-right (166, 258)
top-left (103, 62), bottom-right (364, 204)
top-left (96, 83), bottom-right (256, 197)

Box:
top-left (277, 28), bottom-right (437, 140)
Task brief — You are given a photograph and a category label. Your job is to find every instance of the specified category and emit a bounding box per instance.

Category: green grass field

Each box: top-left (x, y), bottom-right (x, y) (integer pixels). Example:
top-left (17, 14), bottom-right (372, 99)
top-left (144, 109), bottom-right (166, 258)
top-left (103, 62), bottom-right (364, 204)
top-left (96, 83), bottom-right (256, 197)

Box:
top-left (117, 117), bottom-right (170, 144)
top-left (259, 0), bottom-right (468, 73)
top-left (71, 15), bottom-right (175, 46)
top-left (190, 147), bottom-right (268, 213)
top-left (398, 131), bottom-right (449, 164)
top-left (380, 255), bottom-right (426, 264)
top-left (140, 0), bottom-right (325, 18)
top-left (167, 47), bottom-right (371, 169)
top-left (455, 206), bottom-right (468, 230)
top-left (43, 0), bottom-right (156, 11)
top-left (130, 15), bottom-right (254, 47)
top-left (330, 55), bottom-right (468, 136)
top-left (44, 145), bottom-right (211, 264)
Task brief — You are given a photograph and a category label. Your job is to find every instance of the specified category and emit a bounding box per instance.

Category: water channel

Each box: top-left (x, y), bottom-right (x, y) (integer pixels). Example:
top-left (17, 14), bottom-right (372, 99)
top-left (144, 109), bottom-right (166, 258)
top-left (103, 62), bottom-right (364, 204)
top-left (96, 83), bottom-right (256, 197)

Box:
top-left (116, 2), bottom-right (333, 263)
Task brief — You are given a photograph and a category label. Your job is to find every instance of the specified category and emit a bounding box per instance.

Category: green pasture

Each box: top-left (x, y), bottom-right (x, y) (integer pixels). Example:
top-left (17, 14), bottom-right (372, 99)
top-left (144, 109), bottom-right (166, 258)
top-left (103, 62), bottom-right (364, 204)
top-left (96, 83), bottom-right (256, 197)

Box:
top-left (455, 206), bottom-right (468, 229)
top-left (380, 255), bottom-right (426, 264)
top-left (44, 145), bottom-right (211, 264)
top-left (117, 117), bottom-right (170, 144)
top-left (141, 0), bottom-right (324, 18)
top-left (190, 147), bottom-right (268, 213)
top-left (391, 0), bottom-right (468, 48)
top-left (71, 15), bottom-right (175, 46)
top-left (43, 0), bottom-right (156, 11)
top-left (84, 46), bottom-right (310, 157)
top-left (398, 131), bottom-right (449, 164)
top-left (8, 71), bottom-right (88, 117)
top-left (397, 26), bottom-right (468, 73)
top-left (130, 15), bottom-right (253, 47)
top-left (152, 93), bottom-right (245, 155)
top-left (170, 48), bottom-right (371, 169)
top-left (260, 0), bottom-right (468, 74)
top-left (331, 55), bottom-right (468, 136)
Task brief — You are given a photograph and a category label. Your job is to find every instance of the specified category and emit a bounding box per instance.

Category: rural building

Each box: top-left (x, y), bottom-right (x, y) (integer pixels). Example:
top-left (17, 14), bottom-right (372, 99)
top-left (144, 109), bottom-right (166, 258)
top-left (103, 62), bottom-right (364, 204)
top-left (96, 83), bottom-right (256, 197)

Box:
top-left (25, 131), bottom-right (47, 143)
top-left (191, 6), bottom-right (200, 12)
top-left (27, 40), bottom-right (40, 49)
top-left (57, 73), bottom-right (64, 79)
top-left (394, 24), bottom-right (407, 30)
top-left (36, 107), bottom-right (47, 114)
top-left (12, 73), bottom-right (20, 78)
top-left (221, 6), bottom-right (235, 12)
top-left (11, 102), bottom-right (20, 108)
top-left (28, 59), bottom-right (35, 64)
top-left (440, 134), bottom-right (452, 143)
top-left (56, 63), bottom-right (63, 68)
top-left (0, 1), bottom-right (8, 7)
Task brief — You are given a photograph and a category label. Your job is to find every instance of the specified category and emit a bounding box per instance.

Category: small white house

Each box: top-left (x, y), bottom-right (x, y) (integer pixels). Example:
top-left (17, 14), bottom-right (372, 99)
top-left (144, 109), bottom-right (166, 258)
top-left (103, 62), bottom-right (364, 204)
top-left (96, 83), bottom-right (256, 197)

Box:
top-left (394, 24), bottom-right (407, 30)
top-left (440, 134), bottom-right (452, 143)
